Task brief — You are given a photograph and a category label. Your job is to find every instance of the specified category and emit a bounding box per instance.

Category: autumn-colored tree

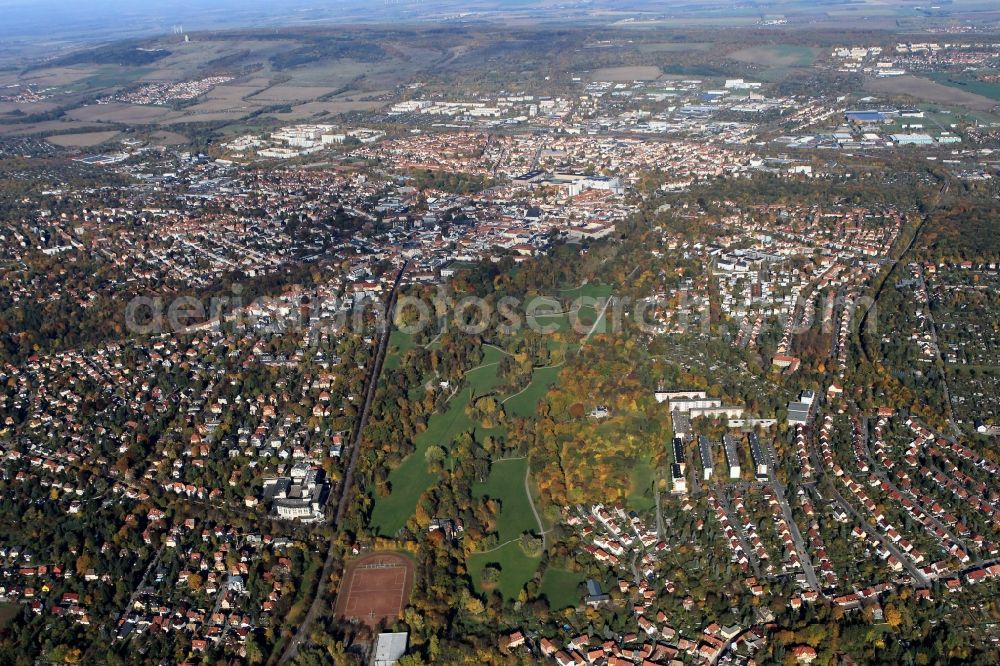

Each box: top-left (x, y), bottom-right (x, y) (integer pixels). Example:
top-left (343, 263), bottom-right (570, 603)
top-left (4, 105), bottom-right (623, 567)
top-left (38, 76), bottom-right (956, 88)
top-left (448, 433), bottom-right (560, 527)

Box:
top-left (74, 554), bottom-right (93, 577)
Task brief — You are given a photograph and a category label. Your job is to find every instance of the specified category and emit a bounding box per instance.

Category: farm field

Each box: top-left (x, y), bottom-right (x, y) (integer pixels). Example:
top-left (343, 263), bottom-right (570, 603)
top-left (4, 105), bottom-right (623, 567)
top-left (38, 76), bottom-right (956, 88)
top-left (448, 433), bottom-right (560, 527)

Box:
top-left (728, 45), bottom-right (818, 68)
top-left (0, 31), bottom-right (431, 136)
top-left (55, 66), bottom-right (154, 94)
top-left (18, 66), bottom-right (96, 88)
top-left (864, 75), bottom-right (999, 112)
top-left (147, 130), bottom-right (190, 145)
top-left (614, 17), bottom-right (759, 28)
top-left (636, 41), bottom-right (712, 53)
top-left (0, 119), bottom-right (107, 137)
top-left (728, 44), bottom-right (819, 82)
top-left (45, 130), bottom-right (119, 147)
top-left (592, 66), bottom-right (662, 81)
top-left (262, 99), bottom-right (387, 122)
top-left (0, 100), bottom-right (60, 116)
top-left (928, 72), bottom-right (1000, 103)
top-left (68, 103), bottom-right (183, 125)
top-left (249, 85), bottom-right (346, 102)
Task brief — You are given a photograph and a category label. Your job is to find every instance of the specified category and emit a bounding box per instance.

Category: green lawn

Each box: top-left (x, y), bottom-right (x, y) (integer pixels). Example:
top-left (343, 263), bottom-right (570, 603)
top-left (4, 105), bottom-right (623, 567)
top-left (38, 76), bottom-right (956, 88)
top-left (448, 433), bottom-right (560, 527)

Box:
top-left (370, 345), bottom-right (514, 536)
top-left (558, 282), bottom-right (613, 301)
top-left (369, 383), bottom-right (479, 535)
top-left (467, 541), bottom-right (541, 600)
top-left (370, 283), bottom-right (608, 536)
top-left (503, 364), bottom-right (563, 418)
top-left (529, 303), bottom-right (603, 336)
top-left (465, 345), bottom-right (506, 395)
top-left (383, 330), bottom-right (416, 370)
top-left (563, 282), bottom-right (613, 337)
top-left (528, 311), bottom-right (574, 334)
top-left (473, 457), bottom-right (537, 543)
top-left (539, 568), bottom-right (586, 610)
top-left (371, 346), bottom-right (559, 534)
top-left (285, 552), bottom-right (322, 626)
top-left (626, 460), bottom-right (656, 512)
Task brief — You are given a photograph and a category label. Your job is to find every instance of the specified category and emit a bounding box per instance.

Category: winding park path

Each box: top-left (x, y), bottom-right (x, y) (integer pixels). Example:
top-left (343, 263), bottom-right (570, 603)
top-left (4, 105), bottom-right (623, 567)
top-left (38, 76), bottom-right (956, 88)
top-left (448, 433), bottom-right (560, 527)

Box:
top-left (500, 361), bottom-right (565, 407)
top-left (275, 272), bottom-right (631, 662)
top-left (524, 453), bottom-right (549, 550)
top-left (468, 456), bottom-right (551, 554)
top-left (510, 287), bottom-right (619, 549)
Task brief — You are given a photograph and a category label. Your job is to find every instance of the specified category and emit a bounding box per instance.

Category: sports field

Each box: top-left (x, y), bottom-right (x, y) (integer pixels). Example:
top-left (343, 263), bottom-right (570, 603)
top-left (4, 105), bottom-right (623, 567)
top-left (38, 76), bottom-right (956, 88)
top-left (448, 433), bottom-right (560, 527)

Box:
top-left (334, 553), bottom-right (414, 627)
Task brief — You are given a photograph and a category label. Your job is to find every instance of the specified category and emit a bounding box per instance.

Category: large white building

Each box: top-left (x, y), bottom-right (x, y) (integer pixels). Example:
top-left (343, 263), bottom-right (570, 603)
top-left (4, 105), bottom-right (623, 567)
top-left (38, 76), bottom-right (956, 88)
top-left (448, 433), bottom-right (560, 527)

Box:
top-left (724, 434), bottom-right (741, 480)
top-left (373, 632), bottom-right (408, 666)
top-left (263, 462), bottom-right (328, 521)
top-left (699, 436), bottom-right (714, 481)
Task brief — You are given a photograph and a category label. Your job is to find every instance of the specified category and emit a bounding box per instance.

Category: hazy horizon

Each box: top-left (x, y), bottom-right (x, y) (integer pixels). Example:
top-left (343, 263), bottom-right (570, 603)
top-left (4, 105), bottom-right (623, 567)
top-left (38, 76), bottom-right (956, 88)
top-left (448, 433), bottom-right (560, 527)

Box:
top-left (0, 0), bottom-right (948, 45)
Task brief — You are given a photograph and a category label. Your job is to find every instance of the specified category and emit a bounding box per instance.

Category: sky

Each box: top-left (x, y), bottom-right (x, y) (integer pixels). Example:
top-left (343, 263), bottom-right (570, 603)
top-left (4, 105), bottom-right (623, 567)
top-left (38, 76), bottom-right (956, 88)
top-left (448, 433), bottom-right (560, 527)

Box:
top-left (1, 1), bottom-right (976, 47)
top-left (0, 0), bottom-right (664, 42)
top-left (0, 0), bottom-right (387, 43)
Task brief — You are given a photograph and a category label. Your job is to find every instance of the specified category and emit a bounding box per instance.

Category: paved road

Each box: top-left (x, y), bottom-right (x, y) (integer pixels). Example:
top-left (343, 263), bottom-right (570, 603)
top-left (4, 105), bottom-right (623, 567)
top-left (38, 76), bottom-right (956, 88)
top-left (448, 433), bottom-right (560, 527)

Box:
top-left (629, 551), bottom-right (641, 587)
top-left (761, 436), bottom-right (821, 591)
top-left (858, 178), bottom-right (949, 367)
top-left (860, 416), bottom-right (970, 556)
top-left (914, 268), bottom-right (963, 440)
top-left (276, 262), bottom-right (408, 666)
top-left (115, 543), bottom-right (165, 629)
top-left (335, 263), bottom-right (409, 526)
top-left (828, 484), bottom-right (929, 587)
top-left (807, 403), bottom-right (933, 588)
top-left (713, 484), bottom-right (762, 579)
top-left (858, 180), bottom-right (951, 365)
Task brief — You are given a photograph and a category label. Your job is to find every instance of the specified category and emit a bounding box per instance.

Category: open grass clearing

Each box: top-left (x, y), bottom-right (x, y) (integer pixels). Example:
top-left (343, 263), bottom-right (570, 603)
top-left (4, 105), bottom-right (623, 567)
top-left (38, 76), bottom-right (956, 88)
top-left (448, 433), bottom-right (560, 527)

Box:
top-left (473, 457), bottom-right (537, 544)
top-left (538, 568), bottom-right (585, 610)
top-left (368, 382), bottom-right (478, 536)
top-left (467, 540), bottom-right (540, 600)
top-left (372, 344), bottom-right (555, 535)
top-left (626, 459), bottom-right (657, 512)
top-left (502, 364), bottom-right (563, 419)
